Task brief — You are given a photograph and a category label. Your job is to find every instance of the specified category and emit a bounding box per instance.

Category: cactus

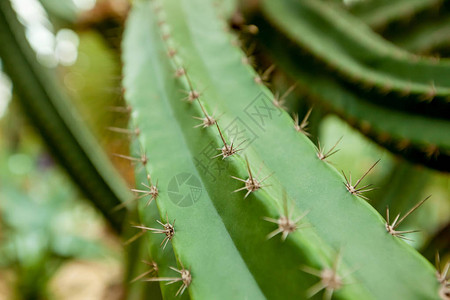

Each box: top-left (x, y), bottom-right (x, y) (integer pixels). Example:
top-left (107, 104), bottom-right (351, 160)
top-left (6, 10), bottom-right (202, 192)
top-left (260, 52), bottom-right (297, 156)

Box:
top-left (119, 0), bottom-right (444, 298)
top-left (1, 0), bottom-right (449, 299)
top-left (252, 0), bottom-right (450, 119)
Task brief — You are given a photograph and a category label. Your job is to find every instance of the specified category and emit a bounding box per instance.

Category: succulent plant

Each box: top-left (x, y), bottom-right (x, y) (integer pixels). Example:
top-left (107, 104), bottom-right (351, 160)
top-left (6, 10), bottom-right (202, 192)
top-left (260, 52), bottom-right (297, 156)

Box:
top-left (0, 0), bottom-right (449, 299)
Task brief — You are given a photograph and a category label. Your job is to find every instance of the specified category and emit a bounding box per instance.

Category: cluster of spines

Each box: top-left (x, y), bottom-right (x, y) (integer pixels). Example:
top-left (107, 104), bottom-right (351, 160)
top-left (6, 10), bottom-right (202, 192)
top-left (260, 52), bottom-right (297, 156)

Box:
top-left (118, 0), bottom-right (445, 298)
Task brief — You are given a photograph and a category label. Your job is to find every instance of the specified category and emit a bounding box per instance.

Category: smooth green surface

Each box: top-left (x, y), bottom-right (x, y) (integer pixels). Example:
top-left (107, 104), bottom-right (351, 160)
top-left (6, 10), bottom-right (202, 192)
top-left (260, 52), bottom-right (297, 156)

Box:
top-left (122, 0), bottom-right (441, 299)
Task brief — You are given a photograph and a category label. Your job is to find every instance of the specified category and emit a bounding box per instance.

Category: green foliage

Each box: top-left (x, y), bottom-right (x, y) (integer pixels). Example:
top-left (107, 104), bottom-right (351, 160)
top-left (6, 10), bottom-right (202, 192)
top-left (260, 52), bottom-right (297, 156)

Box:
top-left (0, 150), bottom-right (113, 300)
top-left (250, 0), bottom-right (450, 172)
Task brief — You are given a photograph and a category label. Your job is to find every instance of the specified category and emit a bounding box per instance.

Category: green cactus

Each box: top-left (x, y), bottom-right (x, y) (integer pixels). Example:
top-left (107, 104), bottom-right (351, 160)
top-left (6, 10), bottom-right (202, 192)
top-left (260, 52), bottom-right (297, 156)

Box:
top-left (119, 0), bottom-right (443, 299)
top-left (1, 0), bottom-right (449, 299)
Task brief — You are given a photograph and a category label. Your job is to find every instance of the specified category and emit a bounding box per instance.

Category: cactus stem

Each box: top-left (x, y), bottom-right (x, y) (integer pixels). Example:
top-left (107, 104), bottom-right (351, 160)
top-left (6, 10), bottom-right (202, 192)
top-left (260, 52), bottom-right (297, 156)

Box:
top-left (385, 196), bottom-right (431, 241)
top-left (317, 137), bottom-right (342, 161)
top-left (212, 122), bottom-right (243, 159)
top-left (342, 159), bottom-right (380, 200)
top-left (301, 253), bottom-right (347, 300)
top-left (107, 126), bottom-right (140, 136)
top-left (131, 260), bottom-right (159, 283)
top-left (134, 216), bottom-right (175, 250)
top-left (145, 262), bottom-right (191, 297)
top-left (293, 107), bottom-right (313, 136)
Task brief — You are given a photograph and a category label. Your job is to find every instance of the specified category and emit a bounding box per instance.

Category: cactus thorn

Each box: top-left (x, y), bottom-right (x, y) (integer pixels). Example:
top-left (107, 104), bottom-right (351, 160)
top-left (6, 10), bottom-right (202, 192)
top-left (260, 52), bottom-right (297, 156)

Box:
top-left (273, 84), bottom-right (297, 109)
top-left (107, 105), bottom-right (132, 113)
top-left (436, 253), bottom-right (450, 284)
top-left (424, 144), bottom-right (440, 158)
top-left (187, 90), bottom-right (200, 102)
top-left (436, 253), bottom-right (450, 300)
top-left (213, 122), bottom-right (243, 159)
top-left (255, 64), bottom-right (275, 85)
top-left (168, 48), bottom-right (177, 57)
top-left (294, 107), bottom-right (313, 136)
top-left (317, 137), bottom-right (342, 161)
top-left (301, 252), bottom-right (347, 300)
top-left (264, 191), bottom-right (309, 240)
top-left (123, 222), bottom-right (147, 245)
top-left (175, 67), bottom-right (185, 78)
top-left (420, 81), bottom-right (437, 102)
top-left (113, 153), bottom-right (148, 166)
top-left (385, 196), bottom-right (431, 241)
top-left (145, 261), bottom-right (191, 296)
top-left (342, 159), bottom-right (379, 200)
top-left (107, 126), bottom-right (140, 136)
top-left (231, 157), bottom-right (272, 198)
top-left (134, 215), bottom-right (175, 250)
top-left (131, 260), bottom-right (159, 282)
top-left (130, 174), bottom-right (159, 206)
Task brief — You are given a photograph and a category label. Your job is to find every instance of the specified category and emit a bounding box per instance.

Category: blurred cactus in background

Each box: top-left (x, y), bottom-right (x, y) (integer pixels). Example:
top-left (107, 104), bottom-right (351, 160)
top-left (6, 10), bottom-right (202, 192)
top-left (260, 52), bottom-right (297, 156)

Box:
top-left (0, 0), bottom-right (449, 299)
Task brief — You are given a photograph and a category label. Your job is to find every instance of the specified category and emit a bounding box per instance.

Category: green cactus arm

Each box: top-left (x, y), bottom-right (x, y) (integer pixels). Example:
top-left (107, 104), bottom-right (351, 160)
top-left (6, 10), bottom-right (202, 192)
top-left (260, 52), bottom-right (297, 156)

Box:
top-left (257, 32), bottom-right (450, 171)
top-left (349, 0), bottom-right (444, 32)
top-left (122, 0), bottom-right (442, 299)
top-left (255, 0), bottom-right (450, 119)
top-left (0, 0), bottom-right (132, 232)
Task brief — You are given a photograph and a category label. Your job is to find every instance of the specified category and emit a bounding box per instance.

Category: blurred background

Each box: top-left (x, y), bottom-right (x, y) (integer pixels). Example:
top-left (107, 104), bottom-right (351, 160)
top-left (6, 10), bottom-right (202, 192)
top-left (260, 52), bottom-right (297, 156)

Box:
top-left (0, 0), bottom-right (449, 299)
